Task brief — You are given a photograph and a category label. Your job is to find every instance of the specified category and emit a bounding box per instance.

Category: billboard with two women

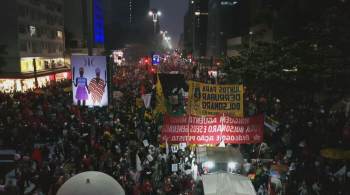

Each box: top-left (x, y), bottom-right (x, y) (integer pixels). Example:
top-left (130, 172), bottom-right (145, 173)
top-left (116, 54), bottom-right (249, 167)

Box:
top-left (71, 55), bottom-right (108, 107)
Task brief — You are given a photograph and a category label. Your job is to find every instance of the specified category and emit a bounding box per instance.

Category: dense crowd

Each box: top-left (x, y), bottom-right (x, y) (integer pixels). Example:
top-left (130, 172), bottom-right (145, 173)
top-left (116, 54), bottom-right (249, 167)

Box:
top-left (0, 61), bottom-right (349, 195)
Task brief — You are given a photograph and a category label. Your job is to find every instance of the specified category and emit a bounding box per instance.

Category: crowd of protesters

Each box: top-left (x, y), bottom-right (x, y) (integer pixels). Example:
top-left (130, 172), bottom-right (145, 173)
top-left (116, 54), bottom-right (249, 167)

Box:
top-left (0, 75), bottom-right (201, 195)
top-left (0, 58), bottom-right (349, 195)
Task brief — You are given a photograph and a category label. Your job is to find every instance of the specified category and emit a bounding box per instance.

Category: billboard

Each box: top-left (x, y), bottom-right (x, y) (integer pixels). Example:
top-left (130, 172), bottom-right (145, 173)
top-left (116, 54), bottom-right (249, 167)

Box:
top-left (71, 55), bottom-right (108, 107)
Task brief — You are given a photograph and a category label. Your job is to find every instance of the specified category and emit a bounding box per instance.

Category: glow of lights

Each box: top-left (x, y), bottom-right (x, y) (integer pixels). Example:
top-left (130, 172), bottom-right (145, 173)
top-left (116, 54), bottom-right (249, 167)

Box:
top-left (195, 11), bottom-right (200, 16)
top-left (157, 11), bottom-right (162, 16)
top-left (228, 162), bottom-right (238, 170)
top-left (282, 68), bottom-right (298, 72)
top-left (203, 161), bottom-right (215, 169)
top-left (148, 11), bottom-right (153, 16)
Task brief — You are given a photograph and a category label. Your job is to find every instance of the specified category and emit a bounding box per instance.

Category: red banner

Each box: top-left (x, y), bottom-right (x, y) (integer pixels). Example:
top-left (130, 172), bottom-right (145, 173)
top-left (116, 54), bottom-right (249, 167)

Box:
top-left (161, 114), bottom-right (264, 144)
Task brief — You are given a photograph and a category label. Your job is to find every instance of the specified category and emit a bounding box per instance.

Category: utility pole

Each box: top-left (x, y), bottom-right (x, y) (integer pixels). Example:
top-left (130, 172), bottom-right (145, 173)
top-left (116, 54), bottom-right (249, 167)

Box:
top-left (87, 0), bottom-right (94, 56)
top-left (33, 58), bottom-right (38, 88)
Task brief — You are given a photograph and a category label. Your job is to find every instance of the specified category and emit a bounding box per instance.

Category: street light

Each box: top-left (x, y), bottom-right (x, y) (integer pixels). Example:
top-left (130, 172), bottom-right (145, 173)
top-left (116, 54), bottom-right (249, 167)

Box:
top-left (249, 31), bottom-right (253, 49)
top-left (149, 9), bottom-right (161, 34)
top-left (160, 30), bottom-right (168, 37)
top-left (167, 37), bottom-right (172, 49)
top-left (164, 36), bottom-right (171, 41)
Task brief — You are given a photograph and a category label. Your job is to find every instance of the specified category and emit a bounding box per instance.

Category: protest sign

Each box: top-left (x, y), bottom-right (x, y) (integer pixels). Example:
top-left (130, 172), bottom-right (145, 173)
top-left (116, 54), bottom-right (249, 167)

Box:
top-left (161, 114), bottom-right (264, 144)
top-left (172, 164), bottom-right (178, 172)
top-left (143, 140), bottom-right (149, 147)
top-left (187, 81), bottom-right (243, 116)
top-left (171, 145), bottom-right (179, 153)
top-left (179, 143), bottom-right (187, 150)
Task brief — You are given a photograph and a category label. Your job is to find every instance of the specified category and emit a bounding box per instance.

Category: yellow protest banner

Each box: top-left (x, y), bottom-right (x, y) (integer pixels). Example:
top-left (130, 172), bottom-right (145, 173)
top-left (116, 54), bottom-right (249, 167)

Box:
top-left (187, 81), bottom-right (243, 117)
top-left (320, 148), bottom-right (350, 160)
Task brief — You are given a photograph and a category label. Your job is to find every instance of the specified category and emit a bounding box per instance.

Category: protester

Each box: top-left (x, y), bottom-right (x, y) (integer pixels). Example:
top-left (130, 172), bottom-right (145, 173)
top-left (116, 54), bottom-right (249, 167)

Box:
top-left (0, 59), bottom-right (348, 195)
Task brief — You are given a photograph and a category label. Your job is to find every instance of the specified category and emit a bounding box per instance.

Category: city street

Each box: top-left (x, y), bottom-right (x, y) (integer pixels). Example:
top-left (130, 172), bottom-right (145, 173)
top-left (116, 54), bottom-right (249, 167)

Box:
top-left (0, 1), bottom-right (350, 195)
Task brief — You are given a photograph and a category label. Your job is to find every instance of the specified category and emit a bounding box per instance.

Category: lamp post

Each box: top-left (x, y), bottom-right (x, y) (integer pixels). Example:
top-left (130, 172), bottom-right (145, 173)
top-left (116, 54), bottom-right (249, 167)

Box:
top-left (33, 58), bottom-right (38, 88)
top-left (148, 9), bottom-right (161, 34)
top-left (249, 31), bottom-right (253, 50)
top-left (160, 30), bottom-right (168, 38)
top-left (164, 36), bottom-right (172, 49)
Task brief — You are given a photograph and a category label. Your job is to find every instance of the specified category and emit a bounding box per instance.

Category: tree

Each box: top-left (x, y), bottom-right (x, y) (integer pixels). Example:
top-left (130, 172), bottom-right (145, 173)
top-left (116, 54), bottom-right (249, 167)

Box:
top-left (223, 0), bottom-right (350, 103)
top-left (0, 44), bottom-right (7, 72)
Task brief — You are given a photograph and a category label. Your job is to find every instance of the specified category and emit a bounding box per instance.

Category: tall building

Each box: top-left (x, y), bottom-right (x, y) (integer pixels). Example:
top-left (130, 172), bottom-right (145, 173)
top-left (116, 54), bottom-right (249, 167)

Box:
top-left (64, 0), bottom-right (105, 55)
top-left (0, 0), bottom-right (70, 92)
top-left (183, 6), bottom-right (193, 55)
top-left (206, 0), bottom-right (249, 57)
top-left (103, 0), bottom-right (153, 51)
top-left (64, 0), bottom-right (86, 50)
top-left (183, 0), bottom-right (208, 58)
top-left (192, 0), bottom-right (209, 57)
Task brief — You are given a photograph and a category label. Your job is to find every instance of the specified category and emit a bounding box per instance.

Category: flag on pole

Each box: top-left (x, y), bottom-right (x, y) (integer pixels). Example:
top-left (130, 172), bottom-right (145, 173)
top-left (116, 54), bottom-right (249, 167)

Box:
top-left (155, 74), bottom-right (167, 114)
top-left (165, 139), bottom-right (169, 157)
top-left (334, 165), bottom-right (346, 177)
top-left (136, 153), bottom-right (143, 171)
top-left (142, 93), bottom-right (152, 108)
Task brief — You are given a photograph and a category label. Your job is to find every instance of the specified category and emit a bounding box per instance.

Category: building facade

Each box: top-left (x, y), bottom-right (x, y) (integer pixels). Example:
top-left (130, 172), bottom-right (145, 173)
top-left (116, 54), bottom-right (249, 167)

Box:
top-left (64, 0), bottom-right (105, 56)
top-left (103, 0), bottom-right (152, 51)
top-left (206, 0), bottom-right (249, 57)
top-left (183, 0), bottom-right (208, 58)
top-left (0, 0), bottom-right (69, 92)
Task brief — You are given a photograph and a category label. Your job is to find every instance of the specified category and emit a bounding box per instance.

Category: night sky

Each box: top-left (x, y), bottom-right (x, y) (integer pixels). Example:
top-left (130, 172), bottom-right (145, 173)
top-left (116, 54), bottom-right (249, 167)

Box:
top-left (150, 0), bottom-right (188, 47)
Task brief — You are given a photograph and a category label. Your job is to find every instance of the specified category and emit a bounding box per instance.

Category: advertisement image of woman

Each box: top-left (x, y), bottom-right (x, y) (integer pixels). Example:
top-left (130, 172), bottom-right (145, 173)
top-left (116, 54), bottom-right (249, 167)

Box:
top-left (74, 67), bottom-right (89, 106)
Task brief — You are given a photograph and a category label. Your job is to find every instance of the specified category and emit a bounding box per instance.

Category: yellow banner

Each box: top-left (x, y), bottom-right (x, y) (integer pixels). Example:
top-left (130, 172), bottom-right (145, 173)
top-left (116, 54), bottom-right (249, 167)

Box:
top-left (320, 148), bottom-right (350, 160)
top-left (187, 81), bottom-right (243, 117)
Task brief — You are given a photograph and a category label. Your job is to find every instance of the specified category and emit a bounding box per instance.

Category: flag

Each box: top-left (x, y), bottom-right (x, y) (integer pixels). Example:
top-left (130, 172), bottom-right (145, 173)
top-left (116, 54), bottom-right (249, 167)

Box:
top-left (142, 93), bottom-right (152, 108)
top-left (218, 139), bottom-right (225, 147)
top-left (136, 153), bottom-right (143, 171)
top-left (155, 74), bottom-right (167, 114)
top-left (165, 139), bottom-right (169, 157)
top-left (334, 165), bottom-right (346, 177)
top-left (264, 115), bottom-right (279, 132)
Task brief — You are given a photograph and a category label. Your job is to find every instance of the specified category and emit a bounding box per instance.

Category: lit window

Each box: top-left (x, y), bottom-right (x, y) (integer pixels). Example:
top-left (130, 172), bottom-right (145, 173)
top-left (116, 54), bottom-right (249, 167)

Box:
top-left (57, 30), bottom-right (63, 39)
top-left (29, 25), bottom-right (36, 36)
top-left (221, 1), bottom-right (238, 6)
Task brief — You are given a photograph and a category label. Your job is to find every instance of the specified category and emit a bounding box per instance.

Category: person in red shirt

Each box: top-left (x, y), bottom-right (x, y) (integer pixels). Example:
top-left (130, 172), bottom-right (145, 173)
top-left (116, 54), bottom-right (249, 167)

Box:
top-left (140, 179), bottom-right (153, 195)
top-left (163, 177), bottom-right (173, 193)
top-left (32, 146), bottom-right (42, 165)
top-left (82, 154), bottom-right (91, 170)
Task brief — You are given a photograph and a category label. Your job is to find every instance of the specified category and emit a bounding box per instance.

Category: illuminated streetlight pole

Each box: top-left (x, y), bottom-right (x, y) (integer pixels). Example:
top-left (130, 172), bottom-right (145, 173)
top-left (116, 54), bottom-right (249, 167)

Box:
top-left (164, 36), bottom-right (172, 49)
top-left (148, 9), bottom-right (161, 34)
top-left (160, 30), bottom-right (168, 38)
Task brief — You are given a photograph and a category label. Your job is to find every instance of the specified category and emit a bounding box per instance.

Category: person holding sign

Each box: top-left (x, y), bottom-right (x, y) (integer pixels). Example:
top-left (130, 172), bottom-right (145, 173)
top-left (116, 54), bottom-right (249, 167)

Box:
top-left (73, 67), bottom-right (89, 106)
top-left (88, 68), bottom-right (107, 106)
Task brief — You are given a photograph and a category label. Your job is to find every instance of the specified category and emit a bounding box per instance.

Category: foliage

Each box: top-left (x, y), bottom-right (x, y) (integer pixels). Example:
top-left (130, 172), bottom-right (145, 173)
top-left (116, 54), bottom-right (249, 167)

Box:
top-left (0, 44), bottom-right (7, 72)
top-left (223, 1), bottom-right (350, 101)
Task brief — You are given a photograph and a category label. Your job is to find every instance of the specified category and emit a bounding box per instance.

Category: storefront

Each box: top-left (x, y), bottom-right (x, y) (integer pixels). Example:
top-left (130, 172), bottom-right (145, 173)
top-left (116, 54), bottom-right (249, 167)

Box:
top-left (0, 70), bottom-right (71, 93)
top-left (20, 57), bottom-right (65, 73)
